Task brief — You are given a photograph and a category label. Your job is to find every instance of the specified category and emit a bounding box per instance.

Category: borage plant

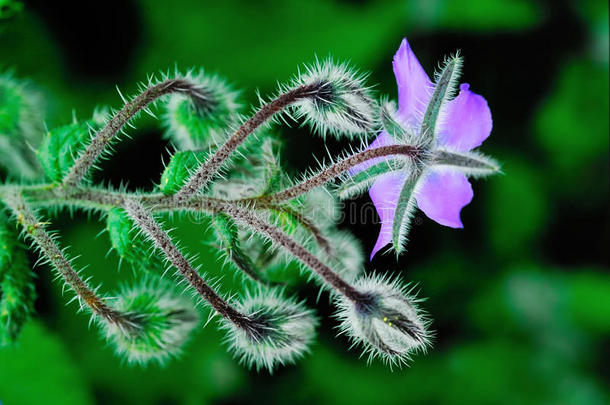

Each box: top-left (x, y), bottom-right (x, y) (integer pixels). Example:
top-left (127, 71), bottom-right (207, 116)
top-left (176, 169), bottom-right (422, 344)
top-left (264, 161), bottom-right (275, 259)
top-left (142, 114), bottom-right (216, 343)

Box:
top-left (0, 38), bottom-right (499, 371)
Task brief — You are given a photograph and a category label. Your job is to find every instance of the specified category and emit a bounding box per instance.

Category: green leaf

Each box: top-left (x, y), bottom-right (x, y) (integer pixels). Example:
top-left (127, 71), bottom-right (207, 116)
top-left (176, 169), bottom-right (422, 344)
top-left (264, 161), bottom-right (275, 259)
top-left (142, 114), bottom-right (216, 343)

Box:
top-left (0, 211), bottom-right (36, 347)
top-left (420, 55), bottom-right (462, 142)
top-left (211, 213), bottom-right (270, 284)
top-left (379, 100), bottom-right (409, 141)
top-left (432, 149), bottom-right (500, 177)
top-left (338, 159), bottom-right (406, 199)
top-left (391, 175), bottom-right (419, 254)
top-left (0, 321), bottom-right (94, 405)
top-left (159, 150), bottom-right (208, 195)
top-left (106, 207), bottom-right (163, 271)
top-left (37, 117), bottom-right (104, 183)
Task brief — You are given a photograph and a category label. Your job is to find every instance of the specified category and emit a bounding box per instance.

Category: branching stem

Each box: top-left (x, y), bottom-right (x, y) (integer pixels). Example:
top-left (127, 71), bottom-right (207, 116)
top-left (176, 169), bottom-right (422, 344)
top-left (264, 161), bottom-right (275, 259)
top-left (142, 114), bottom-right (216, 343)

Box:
top-left (222, 203), bottom-right (365, 302)
top-left (123, 199), bottom-right (253, 330)
top-left (2, 190), bottom-right (136, 332)
top-left (173, 84), bottom-right (318, 203)
top-left (247, 145), bottom-right (421, 204)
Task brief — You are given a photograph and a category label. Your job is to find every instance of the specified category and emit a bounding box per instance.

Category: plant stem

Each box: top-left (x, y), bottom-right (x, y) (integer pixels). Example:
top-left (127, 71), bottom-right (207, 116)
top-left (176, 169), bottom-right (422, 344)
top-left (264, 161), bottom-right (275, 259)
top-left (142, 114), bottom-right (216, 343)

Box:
top-left (2, 190), bottom-right (136, 332)
top-left (123, 199), bottom-right (252, 329)
top-left (222, 203), bottom-right (365, 302)
top-left (248, 145), bottom-right (421, 204)
top-left (62, 78), bottom-right (205, 188)
top-left (173, 84), bottom-right (317, 204)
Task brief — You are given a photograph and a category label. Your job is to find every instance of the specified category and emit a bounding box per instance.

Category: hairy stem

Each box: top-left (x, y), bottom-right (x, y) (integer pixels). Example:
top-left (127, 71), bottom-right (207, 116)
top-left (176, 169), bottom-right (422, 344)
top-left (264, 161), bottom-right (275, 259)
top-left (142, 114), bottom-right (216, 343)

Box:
top-left (2, 190), bottom-right (136, 331)
top-left (173, 84), bottom-right (318, 203)
top-left (62, 78), bottom-right (206, 188)
top-left (123, 199), bottom-right (252, 329)
top-left (222, 204), bottom-right (364, 302)
top-left (248, 145), bottom-right (421, 204)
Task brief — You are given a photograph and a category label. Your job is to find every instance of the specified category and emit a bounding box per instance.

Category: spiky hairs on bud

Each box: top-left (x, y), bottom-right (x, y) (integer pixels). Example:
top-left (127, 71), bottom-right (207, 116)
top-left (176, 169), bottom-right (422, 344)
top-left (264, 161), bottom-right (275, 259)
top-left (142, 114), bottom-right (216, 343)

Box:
top-left (287, 59), bottom-right (377, 138)
top-left (163, 69), bottom-right (240, 150)
top-left (335, 273), bottom-right (431, 366)
top-left (220, 288), bottom-right (317, 372)
top-left (106, 207), bottom-right (163, 271)
top-left (99, 277), bottom-right (199, 365)
top-left (0, 71), bottom-right (44, 179)
top-left (320, 230), bottom-right (364, 282)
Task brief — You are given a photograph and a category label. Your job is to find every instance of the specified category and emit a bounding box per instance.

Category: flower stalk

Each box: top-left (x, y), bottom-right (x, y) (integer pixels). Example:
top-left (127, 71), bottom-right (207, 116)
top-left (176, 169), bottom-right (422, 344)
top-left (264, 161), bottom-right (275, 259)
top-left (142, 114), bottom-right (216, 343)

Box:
top-left (62, 78), bottom-right (209, 188)
top-left (122, 198), bottom-right (252, 328)
top-left (173, 84), bottom-right (319, 203)
top-left (2, 190), bottom-right (136, 332)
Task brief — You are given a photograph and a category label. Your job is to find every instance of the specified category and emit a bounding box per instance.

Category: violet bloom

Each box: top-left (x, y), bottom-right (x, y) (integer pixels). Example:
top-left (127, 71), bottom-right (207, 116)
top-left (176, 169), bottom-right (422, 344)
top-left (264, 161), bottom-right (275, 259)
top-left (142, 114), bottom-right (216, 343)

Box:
top-left (353, 38), bottom-right (498, 259)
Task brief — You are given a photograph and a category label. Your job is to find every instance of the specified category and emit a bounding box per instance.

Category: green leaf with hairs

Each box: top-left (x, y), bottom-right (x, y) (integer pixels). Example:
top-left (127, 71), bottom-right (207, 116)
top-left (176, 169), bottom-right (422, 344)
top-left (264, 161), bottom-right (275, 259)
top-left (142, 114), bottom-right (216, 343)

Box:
top-left (211, 213), bottom-right (272, 284)
top-left (37, 117), bottom-right (105, 183)
top-left (0, 211), bottom-right (36, 346)
top-left (391, 175), bottom-right (419, 254)
top-left (106, 207), bottom-right (163, 271)
top-left (420, 55), bottom-right (462, 142)
top-left (338, 159), bottom-right (406, 199)
top-left (432, 149), bottom-right (500, 177)
top-left (159, 150), bottom-right (209, 195)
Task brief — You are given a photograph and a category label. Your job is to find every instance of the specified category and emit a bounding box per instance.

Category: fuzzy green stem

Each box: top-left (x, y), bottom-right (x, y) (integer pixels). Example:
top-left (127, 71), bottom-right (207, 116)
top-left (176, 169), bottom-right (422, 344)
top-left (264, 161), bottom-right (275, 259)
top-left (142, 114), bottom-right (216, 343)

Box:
top-left (222, 203), bottom-right (364, 302)
top-left (122, 199), bottom-right (254, 330)
top-left (248, 144), bottom-right (421, 204)
top-left (173, 84), bottom-right (318, 204)
top-left (62, 78), bottom-right (207, 188)
top-left (1, 190), bottom-right (136, 332)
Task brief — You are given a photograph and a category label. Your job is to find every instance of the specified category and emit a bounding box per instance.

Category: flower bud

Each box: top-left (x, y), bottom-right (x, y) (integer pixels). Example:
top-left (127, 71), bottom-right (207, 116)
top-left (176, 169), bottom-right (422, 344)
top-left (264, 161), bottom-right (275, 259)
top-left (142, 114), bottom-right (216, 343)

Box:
top-left (335, 274), bottom-right (431, 366)
top-left (37, 113), bottom-right (106, 183)
top-left (221, 288), bottom-right (317, 372)
top-left (163, 69), bottom-right (240, 150)
top-left (290, 59), bottom-right (377, 138)
top-left (99, 277), bottom-right (199, 365)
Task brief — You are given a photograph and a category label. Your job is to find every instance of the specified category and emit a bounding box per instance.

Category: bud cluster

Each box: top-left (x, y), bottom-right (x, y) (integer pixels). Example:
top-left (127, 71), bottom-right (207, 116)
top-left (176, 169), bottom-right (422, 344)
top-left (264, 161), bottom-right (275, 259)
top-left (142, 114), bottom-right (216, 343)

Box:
top-left (0, 40), bottom-right (498, 372)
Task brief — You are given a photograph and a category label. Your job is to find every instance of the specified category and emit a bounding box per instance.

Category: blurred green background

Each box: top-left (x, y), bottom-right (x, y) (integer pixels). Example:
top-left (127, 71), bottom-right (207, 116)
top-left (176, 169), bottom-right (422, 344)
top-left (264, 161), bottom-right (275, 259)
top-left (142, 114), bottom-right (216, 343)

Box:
top-left (0, 0), bottom-right (608, 404)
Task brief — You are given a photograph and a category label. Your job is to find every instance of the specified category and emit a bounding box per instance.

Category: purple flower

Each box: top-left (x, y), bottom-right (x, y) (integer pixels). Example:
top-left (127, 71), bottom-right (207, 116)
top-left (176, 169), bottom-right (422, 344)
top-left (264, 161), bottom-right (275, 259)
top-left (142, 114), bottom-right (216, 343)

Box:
top-left (355, 38), bottom-right (494, 259)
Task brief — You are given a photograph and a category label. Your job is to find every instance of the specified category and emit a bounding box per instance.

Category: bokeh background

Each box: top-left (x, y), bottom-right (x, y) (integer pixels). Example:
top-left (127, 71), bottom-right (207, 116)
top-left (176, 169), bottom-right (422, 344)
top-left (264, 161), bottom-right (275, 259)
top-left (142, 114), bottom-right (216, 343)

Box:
top-left (1, 0), bottom-right (608, 404)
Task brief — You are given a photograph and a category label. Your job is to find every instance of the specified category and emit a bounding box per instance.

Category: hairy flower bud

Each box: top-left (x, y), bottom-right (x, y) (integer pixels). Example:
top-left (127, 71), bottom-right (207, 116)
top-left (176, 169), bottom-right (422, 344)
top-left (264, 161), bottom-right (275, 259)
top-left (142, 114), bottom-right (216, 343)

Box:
top-left (37, 113), bottom-right (107, 183)
top-left (106, 208), bottom-right (163, 271)
top-left (221, 288), bottom-right (317, 372)
top-left (289, 59), bottom-right (377, 138)
top-left (99, 277), bottom-right (199, 365)
top-left (163, 69), bottom-right (240, 150)
top-left (335, 274), bottom-right (431, 366)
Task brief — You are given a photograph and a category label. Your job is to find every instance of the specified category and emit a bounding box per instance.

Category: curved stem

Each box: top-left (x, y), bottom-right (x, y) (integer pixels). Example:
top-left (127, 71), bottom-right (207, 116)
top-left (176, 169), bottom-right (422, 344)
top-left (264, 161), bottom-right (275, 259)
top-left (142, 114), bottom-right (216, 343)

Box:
top-left (222, 203), bottom-right (364, 303)
top-left (62, 78), bottom-right (206, 188)
top-left (123, 199), bottom-right (252, 329)
top-left (173, 84), bottom-right (317, 204)
top-left (247, 145), bottom-right (421, 204)
top-left (2, 190), bottom-right (136, 332)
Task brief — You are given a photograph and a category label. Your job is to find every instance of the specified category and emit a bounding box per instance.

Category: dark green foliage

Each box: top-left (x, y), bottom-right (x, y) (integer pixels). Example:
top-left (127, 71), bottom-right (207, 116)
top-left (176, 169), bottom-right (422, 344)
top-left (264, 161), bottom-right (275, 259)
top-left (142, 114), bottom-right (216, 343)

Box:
top-left (37, 117), bottom-right (104, 183)
top-left (106, 207), bottom-right (163, 271)
top-left (0, 211), bottom-right (36, 346)
top-left (160, 150), bottom-right (209, 195)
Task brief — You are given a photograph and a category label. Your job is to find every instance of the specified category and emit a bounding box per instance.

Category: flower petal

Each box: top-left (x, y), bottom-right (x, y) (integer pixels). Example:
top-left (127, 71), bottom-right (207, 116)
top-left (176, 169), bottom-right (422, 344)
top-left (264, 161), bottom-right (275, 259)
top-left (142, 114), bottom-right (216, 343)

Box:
top-left (415, 170), bottom-right (473, 228)
top-left (368, 171), bottom-right (408, 260)
top-left (393, 38), bottom-right (433, 127)
top-left (348, 131), bottom-right (396, 175)
top-left (437, 83), bottom-right (492, 151)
